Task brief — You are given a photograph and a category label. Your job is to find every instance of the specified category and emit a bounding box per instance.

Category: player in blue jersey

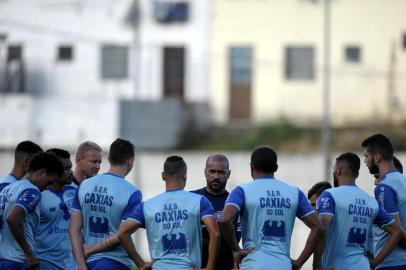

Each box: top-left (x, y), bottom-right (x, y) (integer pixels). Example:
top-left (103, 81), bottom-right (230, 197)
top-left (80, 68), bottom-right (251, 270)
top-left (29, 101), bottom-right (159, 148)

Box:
top-left (36, 148), bottom-right (76, 270)
top-left (0, 152), bottom-right (63, 270)
top-left (191, 154), bottom-right (241, 270)
top-left (306, 181), bottom-right (332, 269)
top-left (0, 141), bottom-right (42, 192)
top-left (362, 134), bottom-right (406, 269)
top-left (71, 141), bottom-right (102, 187)
top-left (117, 155), bottom-right (220, 270)
top-left (220, 146), bottom-right (322, 270)
top-left (315, 152), bottom-right (401, 270)
top-left (70, 138), bottom-right (142, 270)
top-left (307, 181), bottom-right (332, 209)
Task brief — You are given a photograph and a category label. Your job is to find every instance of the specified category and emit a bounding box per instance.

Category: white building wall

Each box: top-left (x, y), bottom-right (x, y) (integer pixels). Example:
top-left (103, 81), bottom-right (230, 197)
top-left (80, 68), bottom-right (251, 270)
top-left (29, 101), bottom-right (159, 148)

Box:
top-left (211, 0), bottom-right (406, 125)
top-left (0, 0), bottom-right (138, 148)
top-left (137, 0), bottom-right (211, 103)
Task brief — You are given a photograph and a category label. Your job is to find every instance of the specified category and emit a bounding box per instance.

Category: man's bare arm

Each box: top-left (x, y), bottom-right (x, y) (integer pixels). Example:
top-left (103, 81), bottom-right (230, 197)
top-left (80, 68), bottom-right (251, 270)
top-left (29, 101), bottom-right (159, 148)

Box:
top-left (202, 216), bottom-right (220, 270)
top-left (117, 220), bottom-right (151, 269)
top-left (312, 214), bottom-right (332, 270)
top-left (69, 211), bottom-right (87, 270)
top-left (391, 214), bottom-right (406, 248)
top-left (292, 212), bottom-right (324, 270)
top-left (7, 205), bottom-right (38, 269)
top-left (372, 222), bottom-right (401, 268)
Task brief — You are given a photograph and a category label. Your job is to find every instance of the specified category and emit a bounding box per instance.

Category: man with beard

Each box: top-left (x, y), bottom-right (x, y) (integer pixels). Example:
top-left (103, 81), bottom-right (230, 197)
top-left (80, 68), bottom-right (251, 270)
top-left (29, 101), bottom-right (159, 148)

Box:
top-left (315, 152), bottom-right (401, 270)
top-left (192, 154), bottom-right (241, 270)
top-left (36, 148), bottom-right (77, 270)
top-left (71, 141), bottom-right (102, 187)
top-left (362, 134), bottom-right (406, 269)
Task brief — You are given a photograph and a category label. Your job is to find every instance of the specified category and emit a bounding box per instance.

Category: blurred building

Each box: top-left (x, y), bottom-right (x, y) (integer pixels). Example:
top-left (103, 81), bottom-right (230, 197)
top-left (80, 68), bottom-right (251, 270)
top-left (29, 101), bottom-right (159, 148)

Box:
top-left (210, 0), bottom-right (406, 126)
top-left (0, 0), bottom-right (211, 149)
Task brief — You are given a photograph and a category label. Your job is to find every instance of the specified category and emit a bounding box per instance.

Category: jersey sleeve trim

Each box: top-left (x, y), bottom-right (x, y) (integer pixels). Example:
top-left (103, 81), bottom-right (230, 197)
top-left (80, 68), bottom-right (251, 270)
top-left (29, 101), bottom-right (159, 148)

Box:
top-left (225, 202), bottom-right (241, 211)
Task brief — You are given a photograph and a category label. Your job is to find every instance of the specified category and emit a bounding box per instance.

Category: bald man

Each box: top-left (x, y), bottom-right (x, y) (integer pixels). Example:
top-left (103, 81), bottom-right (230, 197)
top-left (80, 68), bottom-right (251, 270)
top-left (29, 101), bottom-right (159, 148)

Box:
top-left (192, 154), bottom-right (241, 270)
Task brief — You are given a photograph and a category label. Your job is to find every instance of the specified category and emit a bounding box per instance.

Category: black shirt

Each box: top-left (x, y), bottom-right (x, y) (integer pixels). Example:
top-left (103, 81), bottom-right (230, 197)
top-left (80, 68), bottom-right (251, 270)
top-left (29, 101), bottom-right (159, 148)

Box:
top-left (192, 187), bottom-right (241, 270)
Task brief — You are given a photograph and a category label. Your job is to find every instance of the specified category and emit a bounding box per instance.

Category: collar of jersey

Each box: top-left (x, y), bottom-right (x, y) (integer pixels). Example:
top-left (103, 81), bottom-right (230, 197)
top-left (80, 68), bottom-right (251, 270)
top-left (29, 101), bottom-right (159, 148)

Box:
top-left (381, 169), bottom-right (399, 181)
top-left (166, 188), bottom-right (183, 192)
top-left (9, 173), bottom-right (18, 180)
top-left (255, 176), bottom-right (274, 180)
top-left (103, 172), bottom-right (124, 179)
top-left (342, 183), bottom-right (357, 187)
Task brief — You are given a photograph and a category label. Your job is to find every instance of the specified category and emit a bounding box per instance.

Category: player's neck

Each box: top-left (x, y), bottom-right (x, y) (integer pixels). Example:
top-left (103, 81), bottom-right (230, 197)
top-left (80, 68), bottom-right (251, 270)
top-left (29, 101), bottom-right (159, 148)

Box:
top-left (338, 177), bottom-right (355, 186)
top-left (48, 182), bottom-right (64, 193)
top-left (10, 165), bottom-right (25, 179)
top-left (253, 172), bottom-right (274, 180)
top-left (379, 162), bottom-right (395, 177)
top-left (108, 166), bottom-right (128, 178)
top-left (165, 180), bottom-right (185, 191)
top-left (73, 170), bottom-right (86, 184)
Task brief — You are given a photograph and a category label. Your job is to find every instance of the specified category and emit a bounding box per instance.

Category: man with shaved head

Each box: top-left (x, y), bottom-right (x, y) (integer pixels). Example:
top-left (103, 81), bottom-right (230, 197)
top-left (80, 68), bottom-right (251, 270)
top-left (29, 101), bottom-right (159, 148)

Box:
top-left (192, 154), bottom-right (241, 270)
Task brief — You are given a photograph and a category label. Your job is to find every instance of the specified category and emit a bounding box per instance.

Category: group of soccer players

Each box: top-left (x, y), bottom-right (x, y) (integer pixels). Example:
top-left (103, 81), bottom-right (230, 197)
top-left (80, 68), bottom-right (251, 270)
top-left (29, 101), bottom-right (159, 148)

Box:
top-left (0, 134), bottom-right (405, 270)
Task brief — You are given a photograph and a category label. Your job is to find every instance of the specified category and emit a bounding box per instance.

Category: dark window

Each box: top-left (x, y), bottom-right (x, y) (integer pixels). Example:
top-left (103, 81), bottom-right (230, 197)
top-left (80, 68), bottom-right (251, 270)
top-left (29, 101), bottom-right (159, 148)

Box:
top-left (101, 45), bottom-right (129, 79)
top-left (285, 46), bottom-right (314, 80)
top-left (345, 46), bottom-right (361, 63)
top-left (7, 45), bottom-right (22, 61)
top-left (163, 47), bottom-right (185, 99)
top-left (229, 46), bottom-right (252, 120)
top-left (402, 32), bottom-right (406, 50)
top-left (154, 1), bottom-right (189, 23)
top-left (230, 47), bottom-right (252, 85)
top-left (58, 45), bottom-right (73, 61)
top-left (4, 45), bottom-right (25, 93)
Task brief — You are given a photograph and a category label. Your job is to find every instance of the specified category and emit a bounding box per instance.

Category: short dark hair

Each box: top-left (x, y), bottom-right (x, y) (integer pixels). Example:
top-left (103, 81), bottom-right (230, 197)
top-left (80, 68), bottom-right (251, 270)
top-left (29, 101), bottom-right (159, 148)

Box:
top-left (109, 138), bottom-right (135, 166)
top-left (46, 148), bottom-right (70, 159)
top-left (336, 152), bottom-right (360, 178)
top-left (164, 156), bottom-right (187, 176)
top-left (361, 134), bottom-right (394, 161)
top-left (28, 152), bottom-right (64, 177)
top-left (15, 141), bottom-right (43, 161)
top-left (393, 156), bottom-right (403, 174)
top-left (308, 181), bottom-right (332, 199)
top-left (251, 146), bottom-right (278, 173)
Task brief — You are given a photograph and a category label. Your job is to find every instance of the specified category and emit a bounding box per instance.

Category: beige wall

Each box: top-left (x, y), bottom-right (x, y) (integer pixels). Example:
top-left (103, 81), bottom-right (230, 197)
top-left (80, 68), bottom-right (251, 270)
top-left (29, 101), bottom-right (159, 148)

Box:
top-left (210, 0), bottom-right (406, 125)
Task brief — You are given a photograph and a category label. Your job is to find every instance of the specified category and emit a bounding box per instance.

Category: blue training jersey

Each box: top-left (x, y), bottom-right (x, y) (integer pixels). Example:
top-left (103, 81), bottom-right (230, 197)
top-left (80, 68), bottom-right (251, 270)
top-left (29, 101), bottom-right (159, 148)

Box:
top-left (373, 170), bottom-right (406, 269)
top-left (225, 177), bottom-right (314, 270)
top-left (317, 185), bottom-right (394, 270)
top-left (36, 185), bottom-right (77, 269)
top-left (71, 173), bottom-right (142, 269)
top-left (127, 189), bottom-right (215, 270)
top-left (0, 179), bottom-right (41, 262)
top-left (0, 174), bottom-right (18, 193)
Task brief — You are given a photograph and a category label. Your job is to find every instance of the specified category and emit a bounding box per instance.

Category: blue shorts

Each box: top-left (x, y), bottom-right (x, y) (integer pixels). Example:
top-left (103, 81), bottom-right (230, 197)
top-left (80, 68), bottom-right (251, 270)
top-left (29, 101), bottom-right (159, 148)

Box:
top-left (87, 258), bottom-right (130, 270)
top-left (38, 260), bottom-right (64, 270)
top-left (377, 265), bottom-right (406, 270)
top-left (0, 259), bottom-right (27, 270)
